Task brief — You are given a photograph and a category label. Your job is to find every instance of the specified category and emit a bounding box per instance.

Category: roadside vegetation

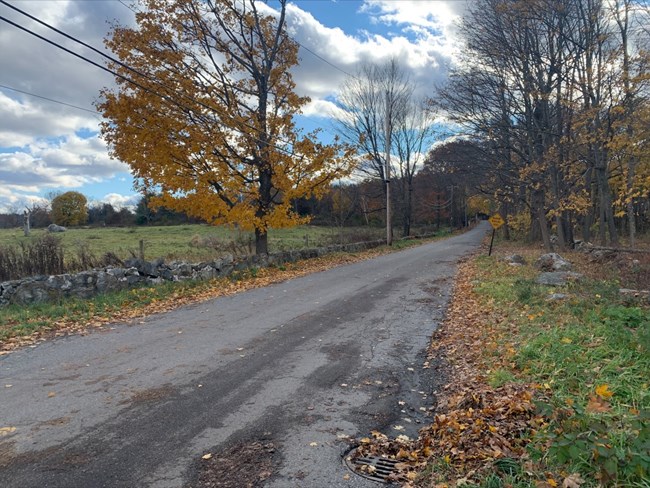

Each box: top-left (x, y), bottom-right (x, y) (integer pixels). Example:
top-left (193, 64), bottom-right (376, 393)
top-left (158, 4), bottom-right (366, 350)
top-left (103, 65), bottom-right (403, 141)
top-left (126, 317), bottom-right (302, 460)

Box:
top-left (357, 240), bottom-right (649, 487)
top-left (0, 224), bottom-right (395, 281)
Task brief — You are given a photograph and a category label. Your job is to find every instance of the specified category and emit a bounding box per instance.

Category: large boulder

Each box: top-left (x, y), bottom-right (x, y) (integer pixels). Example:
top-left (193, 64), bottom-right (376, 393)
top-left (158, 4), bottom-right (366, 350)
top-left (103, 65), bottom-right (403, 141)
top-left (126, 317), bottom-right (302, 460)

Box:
top-left (536, 253), bottom-right (572, 271)
top-left (47, 224), bottom-right (67, 233)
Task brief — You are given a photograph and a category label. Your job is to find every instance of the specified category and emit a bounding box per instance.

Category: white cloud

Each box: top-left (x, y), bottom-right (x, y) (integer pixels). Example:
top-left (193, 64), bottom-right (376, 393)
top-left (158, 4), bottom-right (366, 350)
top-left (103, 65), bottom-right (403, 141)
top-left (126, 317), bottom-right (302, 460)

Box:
top-left (97, 193), bottom-right (140, 210)
top-left (0, 134), bottom-right (128, 191)
top-left (284, 1), bottom-right (464, 106)
top-left (0, 0), bottom-right (468, 212)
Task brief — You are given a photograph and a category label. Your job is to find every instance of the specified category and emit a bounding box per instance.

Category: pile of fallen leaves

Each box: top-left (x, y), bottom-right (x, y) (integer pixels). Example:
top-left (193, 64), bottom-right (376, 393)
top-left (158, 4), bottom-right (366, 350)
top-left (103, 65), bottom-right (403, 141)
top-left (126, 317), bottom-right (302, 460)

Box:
top-left (354, 256), bottom-right (546, 486)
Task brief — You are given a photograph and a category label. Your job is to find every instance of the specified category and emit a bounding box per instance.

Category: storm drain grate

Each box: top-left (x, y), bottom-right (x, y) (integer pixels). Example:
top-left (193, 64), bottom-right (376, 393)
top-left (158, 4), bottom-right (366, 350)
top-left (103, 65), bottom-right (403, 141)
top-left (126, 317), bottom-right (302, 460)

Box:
top-left (344, 449), bottom-right (399, 483)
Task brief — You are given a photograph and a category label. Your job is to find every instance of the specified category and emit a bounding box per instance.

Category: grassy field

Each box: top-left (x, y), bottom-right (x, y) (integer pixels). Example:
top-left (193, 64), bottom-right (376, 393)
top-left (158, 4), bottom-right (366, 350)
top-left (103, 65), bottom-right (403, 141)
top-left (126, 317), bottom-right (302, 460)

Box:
top-left (0, 224), bottom-right (386, 263)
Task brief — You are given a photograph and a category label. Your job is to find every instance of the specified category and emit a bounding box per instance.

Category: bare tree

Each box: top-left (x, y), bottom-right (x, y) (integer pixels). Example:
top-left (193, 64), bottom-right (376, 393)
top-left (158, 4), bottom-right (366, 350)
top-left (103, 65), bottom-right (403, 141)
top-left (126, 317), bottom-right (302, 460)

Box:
top-left (335, 59), bottom-right (437, 236)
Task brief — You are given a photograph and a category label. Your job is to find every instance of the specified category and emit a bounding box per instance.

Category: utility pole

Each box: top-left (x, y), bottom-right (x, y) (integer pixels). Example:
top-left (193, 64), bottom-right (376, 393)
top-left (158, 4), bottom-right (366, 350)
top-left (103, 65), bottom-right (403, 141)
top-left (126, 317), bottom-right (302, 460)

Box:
top-left (385, 90), bottom-right (392, 246)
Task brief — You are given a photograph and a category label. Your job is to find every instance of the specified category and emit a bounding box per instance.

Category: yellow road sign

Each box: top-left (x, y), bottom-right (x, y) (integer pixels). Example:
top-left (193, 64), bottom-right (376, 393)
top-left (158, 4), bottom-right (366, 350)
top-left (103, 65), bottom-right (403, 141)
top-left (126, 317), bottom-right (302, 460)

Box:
top-left (488, 213), bottom-right (505, 230)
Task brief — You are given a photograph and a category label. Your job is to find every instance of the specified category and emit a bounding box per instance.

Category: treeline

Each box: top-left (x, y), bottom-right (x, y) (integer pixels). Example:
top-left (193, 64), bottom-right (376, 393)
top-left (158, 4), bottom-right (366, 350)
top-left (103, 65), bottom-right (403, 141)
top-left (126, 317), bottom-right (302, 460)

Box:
top-left (0, 152), bottom-right (487, 233)
top-left (0, 194), bottom-right (202, 229)
top-left (441, 0), bottom-right (650, 249)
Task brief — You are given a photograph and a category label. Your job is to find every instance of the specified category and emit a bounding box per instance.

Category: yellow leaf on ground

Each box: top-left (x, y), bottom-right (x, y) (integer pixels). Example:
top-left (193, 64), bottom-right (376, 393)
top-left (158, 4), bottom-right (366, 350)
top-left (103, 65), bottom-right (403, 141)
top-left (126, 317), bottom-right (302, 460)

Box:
top-left (201, 453), bottom-right (212, 460)
top-left (595, 384), bottom-right (613, 399)
top-left (0, 427), bottom-right (17, 436)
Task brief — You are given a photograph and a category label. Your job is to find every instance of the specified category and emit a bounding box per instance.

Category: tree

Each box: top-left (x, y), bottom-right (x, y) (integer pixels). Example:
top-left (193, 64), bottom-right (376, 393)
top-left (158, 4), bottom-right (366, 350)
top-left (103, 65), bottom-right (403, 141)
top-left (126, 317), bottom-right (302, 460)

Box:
top-left (51, 192), bottom-right (88, 227)
top-left (98, 0), bottom-right (353, 254)
top-left (439, 0), bottom-right (649, 248)
top-left (335, 59), bottom-right (437, 237)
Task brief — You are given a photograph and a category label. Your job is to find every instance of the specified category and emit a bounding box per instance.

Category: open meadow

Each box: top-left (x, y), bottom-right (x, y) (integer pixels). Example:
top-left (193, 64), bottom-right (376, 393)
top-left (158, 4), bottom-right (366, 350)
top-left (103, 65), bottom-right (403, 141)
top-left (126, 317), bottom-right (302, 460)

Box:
top-left (0, 224), bottom-right (386, 264)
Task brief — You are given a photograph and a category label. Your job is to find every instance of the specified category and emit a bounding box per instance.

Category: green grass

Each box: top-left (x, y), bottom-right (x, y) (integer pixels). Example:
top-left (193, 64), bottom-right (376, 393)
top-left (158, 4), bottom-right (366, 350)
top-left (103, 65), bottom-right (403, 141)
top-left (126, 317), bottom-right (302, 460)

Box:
top-left (0, 224), bottom-right (387, 263)
top-left (469, 254), bottom-right (650, 486)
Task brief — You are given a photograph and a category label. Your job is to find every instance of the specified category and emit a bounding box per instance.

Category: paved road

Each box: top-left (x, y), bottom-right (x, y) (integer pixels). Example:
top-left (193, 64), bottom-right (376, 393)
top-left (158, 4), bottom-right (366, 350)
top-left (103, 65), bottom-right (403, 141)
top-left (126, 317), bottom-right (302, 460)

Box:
top-left (0, 223), bottom-right (488, 487)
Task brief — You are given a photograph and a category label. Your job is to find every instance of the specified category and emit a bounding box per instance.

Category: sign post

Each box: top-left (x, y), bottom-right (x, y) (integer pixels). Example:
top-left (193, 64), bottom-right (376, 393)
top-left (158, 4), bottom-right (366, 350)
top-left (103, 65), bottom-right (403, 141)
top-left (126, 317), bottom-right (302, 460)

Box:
top-left (488, 213), bottom-right (505, 256)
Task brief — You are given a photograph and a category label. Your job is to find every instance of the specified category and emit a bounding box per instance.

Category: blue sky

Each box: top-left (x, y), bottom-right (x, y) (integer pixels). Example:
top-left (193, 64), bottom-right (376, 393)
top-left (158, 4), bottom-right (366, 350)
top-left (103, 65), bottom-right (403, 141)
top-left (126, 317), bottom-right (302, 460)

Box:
top-left (0, 0), bottom-right (467, 212)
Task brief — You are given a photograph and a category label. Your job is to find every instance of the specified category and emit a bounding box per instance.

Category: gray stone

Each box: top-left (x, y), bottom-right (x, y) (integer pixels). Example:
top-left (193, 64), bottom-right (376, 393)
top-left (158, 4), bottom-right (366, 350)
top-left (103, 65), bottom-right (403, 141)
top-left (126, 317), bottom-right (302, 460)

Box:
top-left (199, 266), bottom-right (217, 280)
top-left (160, 269), bottom-right (175, 281)
top-left (125, 267), bottom-right (143, 286)
top-left (174, 263), bottom-right (193, 277)
top-left (107, 268), bottom-right (127, 280)
top-left (141, 261), bottom-right (160, 277)
top-left (45, 274), bottom-right (72, 292)
top-left (70, 271), bottom-right (97, 298)
top-left (547, 293), bottom-right (568, 301)
top-left (619, 288), bottom-right (650, 303)
top-left (96, 271), bottom-right (120, 293)
top-left (504, 254), bottom-right (526, 265)
top-left (535, 271), bottom-right (583, 286)
top-left (536, 253), bottom-right (572, 271)
top-left (47, 224), bottom-right (67, 233)
top-left (13, 281), bottom-right (51, 305)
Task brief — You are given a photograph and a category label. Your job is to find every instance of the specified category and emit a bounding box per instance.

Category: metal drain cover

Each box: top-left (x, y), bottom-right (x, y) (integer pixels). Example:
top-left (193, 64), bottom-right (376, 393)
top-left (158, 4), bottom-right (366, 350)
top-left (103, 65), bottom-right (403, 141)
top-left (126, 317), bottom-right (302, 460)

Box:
top-left (344, 449), bottom-right (399, 483)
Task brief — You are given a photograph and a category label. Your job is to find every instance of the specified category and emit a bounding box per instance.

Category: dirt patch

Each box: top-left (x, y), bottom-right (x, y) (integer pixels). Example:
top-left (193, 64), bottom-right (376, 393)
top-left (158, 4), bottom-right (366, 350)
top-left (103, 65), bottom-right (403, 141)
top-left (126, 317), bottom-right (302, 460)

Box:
top-left (0, 441), bottom-right (16, 468)
top-left (189, 441), bottom-right (277, 488)
top-left (39, 416), bottom-right (71, 428)
top-left (121, 385), bottom-right (176, 405)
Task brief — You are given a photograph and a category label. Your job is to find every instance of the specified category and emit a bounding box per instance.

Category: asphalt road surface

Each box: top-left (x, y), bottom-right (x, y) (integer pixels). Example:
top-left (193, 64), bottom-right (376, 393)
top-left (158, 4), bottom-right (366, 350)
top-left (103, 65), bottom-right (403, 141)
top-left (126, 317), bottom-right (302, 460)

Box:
top-left (0, 223), bottom-right (488, 487)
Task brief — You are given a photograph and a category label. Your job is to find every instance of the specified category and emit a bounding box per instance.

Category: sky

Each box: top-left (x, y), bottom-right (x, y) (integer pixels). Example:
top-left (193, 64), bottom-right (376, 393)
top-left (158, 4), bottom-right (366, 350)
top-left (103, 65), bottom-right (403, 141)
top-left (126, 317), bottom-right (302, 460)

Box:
top-left (0, 0), bottom-right (469, 213)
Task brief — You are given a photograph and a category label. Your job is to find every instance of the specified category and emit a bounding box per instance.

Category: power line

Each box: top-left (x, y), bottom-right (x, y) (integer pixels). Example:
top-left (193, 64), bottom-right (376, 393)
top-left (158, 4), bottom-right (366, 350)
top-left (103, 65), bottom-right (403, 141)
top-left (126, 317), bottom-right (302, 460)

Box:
top-left (0, 8), bottom-right (299, 156)
top-left (0, 83), bottom-right (99, 114)
top-left (114, 0), bottom-right (358, 80)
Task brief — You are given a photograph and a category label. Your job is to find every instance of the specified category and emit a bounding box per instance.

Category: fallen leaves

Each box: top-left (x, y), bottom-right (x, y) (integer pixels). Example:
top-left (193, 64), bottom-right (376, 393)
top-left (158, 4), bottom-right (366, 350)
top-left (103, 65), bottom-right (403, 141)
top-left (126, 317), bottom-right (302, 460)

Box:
top-left (0, 426), bottom-right (16, 436)
top-left (595, 384), bottom-right (614, 399)
top-left (562, 473), bottom-right (585, 488)
top-left (586, 395), bottom-right (611, 413)
top-left (352, 257), bottom-right (548, 486)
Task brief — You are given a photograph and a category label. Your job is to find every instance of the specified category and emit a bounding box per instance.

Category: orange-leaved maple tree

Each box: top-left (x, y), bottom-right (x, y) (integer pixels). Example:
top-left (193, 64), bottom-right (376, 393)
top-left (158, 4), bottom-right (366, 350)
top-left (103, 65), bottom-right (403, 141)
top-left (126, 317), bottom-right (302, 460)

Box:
top-left (97, 0), bottom-right (354, 254)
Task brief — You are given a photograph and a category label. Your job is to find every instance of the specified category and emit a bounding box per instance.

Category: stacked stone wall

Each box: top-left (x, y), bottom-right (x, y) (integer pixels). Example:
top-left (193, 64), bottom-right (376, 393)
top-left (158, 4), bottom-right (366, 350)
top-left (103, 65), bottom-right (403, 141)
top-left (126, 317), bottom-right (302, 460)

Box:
top-left (0, 239), bottom-right (389, 307)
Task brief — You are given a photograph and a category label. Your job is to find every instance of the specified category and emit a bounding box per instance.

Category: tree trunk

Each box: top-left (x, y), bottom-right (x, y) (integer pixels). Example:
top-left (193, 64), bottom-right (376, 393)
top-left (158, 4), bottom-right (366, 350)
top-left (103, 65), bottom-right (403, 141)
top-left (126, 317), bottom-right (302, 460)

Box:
top-left (256, 167), bottom-right (273, 255)
top-left (255, 228), bottom-right (268, 255)
top-left (626, 164), bottom-right (636, 249)
top-left (402, 184), bottom-right (412, 237)
top-left (595, 165), bottom-right (619, 246)
top-left (532, 189), bottom-right (552, 251)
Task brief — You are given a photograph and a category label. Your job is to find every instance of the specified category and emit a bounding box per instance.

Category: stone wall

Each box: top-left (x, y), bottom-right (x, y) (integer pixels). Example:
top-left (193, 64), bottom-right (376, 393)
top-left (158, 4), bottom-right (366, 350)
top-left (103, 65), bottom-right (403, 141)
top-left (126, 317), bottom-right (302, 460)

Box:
top-left (0, 239), bottom-right (387, 307)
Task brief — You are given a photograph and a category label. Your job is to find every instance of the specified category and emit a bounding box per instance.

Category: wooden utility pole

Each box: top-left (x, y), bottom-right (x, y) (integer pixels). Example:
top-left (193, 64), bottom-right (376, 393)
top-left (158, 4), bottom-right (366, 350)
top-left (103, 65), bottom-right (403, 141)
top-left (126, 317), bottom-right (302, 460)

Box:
top-left (385, 90), bottom-right (392, 246)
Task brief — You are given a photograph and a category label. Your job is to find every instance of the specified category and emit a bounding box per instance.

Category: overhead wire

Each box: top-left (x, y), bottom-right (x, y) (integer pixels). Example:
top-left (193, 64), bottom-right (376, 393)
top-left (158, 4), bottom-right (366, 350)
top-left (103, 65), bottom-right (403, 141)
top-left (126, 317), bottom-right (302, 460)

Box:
top-left (117, 0), bottom-right (357, 79)
top-left (0, 1), bottom-right (300, 156)
top-left (0, 83), bottom-right (99, 115)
